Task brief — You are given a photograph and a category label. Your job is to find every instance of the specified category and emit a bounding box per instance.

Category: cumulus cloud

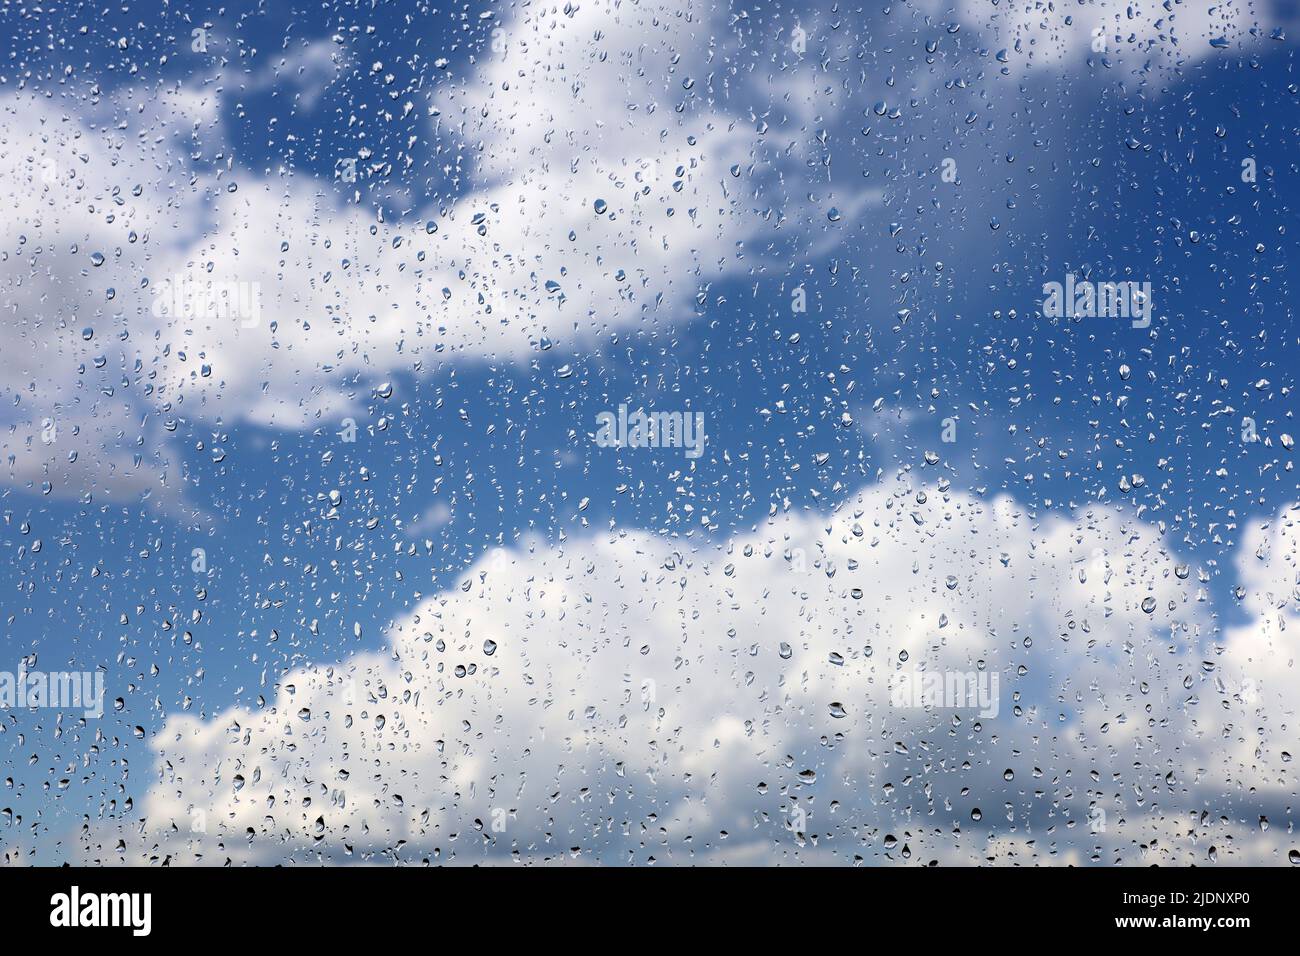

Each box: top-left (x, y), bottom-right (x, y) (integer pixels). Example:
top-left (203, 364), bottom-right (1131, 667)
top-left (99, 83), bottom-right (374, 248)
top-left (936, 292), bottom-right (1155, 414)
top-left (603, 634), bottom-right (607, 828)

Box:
top-left (0, 0), bottom-right (1290, 502)
top-left (952, 0), bottom-right (1261, 72)
top-left (0, 88), bottom-right (216, 507)
top-left (0, 0), bottom-right (860, 501)
top-left (100, 479), bottom-right (1299, 866)
top-left (1214, 505), bottom-right (1300, 800)
top-left (148, 0), bottom-right (855, 429)
top-left (242, 37), bottom-right (350, 110)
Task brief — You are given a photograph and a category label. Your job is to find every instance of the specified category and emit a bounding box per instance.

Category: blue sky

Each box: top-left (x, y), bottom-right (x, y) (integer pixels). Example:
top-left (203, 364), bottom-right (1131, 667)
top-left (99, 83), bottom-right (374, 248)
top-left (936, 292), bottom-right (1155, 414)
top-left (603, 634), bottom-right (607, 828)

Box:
top-left (0, 0), bottom-right (1297, 865)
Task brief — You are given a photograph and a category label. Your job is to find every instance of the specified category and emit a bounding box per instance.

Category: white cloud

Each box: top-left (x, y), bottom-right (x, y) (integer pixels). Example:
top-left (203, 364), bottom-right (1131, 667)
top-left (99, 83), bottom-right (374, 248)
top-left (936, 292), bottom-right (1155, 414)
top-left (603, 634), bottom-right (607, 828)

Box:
top-left (0, 0), bottom-right (860, 499)
top-left (405, 501), bottom-right (452, 537)
top-left (242, 37), bottom-right (350, 110)
top-left (1213, 504), bottom-right (1300, 798)
top-left (153, 0), bottom-right (849, 429)
top-left (954, 0), bottom-right (1258, 72)
top-left (0, 90), bottom-right (215, 508)
top-left (113, 479), bottom-right (1287, 865)
top-left (0, 0), bottom-right (1287, 503)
